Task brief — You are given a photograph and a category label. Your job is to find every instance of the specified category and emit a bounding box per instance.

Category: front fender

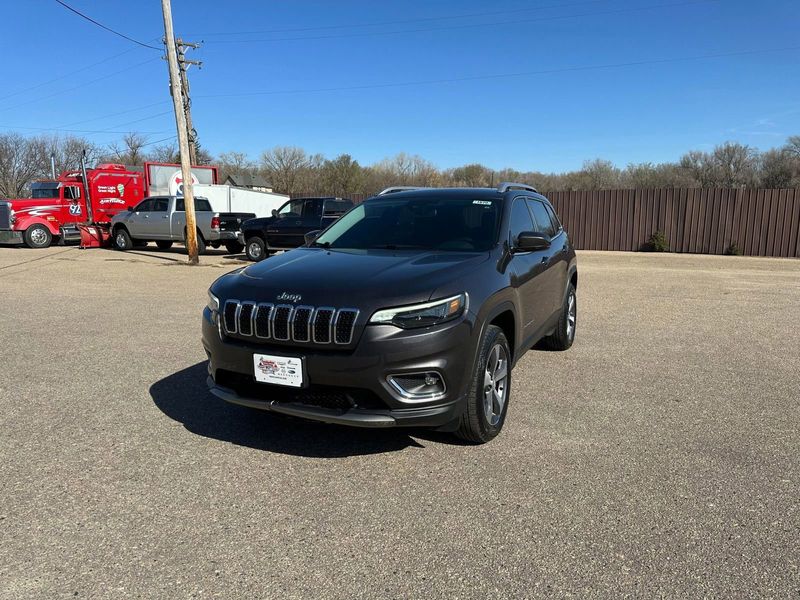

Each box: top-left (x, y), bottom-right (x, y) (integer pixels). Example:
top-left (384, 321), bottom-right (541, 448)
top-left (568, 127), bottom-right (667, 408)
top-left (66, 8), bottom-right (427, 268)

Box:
top-left (15, 215), bottom-right (60, 236)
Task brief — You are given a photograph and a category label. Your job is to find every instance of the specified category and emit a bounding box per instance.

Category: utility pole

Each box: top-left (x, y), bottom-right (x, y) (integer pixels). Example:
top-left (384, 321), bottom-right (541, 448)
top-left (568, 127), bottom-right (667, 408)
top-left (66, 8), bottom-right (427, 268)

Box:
top-left (161, 0), bottom-right (199, 264)
top-left (176, 38), bottom-right (202, 165)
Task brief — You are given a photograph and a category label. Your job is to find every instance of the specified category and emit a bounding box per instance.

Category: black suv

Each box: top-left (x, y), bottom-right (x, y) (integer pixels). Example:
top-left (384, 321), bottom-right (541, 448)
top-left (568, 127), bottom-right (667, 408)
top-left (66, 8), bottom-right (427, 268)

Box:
top-left (202, 184), bottom-right (577, 443)
top-left (241, 196), bottom-right (353, 261)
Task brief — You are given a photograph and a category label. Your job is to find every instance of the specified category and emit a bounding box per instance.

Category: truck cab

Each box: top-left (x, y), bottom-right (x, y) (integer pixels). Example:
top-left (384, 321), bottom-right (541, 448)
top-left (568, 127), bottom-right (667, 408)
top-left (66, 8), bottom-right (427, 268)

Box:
top-left (240, 197), bottom-right (353, 261)
top-left (0, 180), bottom-right (88, 247)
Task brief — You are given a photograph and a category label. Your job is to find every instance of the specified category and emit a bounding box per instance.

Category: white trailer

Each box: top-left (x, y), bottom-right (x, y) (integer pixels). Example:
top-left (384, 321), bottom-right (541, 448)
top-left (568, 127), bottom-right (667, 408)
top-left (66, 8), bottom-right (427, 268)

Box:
top-left (194, 184), bottom-right (289, 218)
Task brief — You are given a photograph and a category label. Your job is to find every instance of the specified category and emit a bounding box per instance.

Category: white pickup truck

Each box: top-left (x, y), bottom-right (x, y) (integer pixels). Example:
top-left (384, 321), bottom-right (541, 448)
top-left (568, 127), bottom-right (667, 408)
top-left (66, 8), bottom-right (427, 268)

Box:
top-left (110, 195), bottom-right (255, 254)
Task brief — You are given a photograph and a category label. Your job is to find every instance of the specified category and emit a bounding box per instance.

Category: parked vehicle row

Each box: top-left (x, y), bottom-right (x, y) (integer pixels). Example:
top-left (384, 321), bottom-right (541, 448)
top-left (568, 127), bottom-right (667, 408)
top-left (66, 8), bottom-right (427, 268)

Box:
top-left (110, 195), bottom-right (254, 254)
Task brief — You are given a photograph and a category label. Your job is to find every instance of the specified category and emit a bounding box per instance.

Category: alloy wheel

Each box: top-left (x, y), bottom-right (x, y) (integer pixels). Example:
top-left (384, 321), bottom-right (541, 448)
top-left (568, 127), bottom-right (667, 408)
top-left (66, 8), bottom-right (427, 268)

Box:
top-left (566, 292), bottom-right (576, 340)
top-left (483, 343), bottom-right (508, 426)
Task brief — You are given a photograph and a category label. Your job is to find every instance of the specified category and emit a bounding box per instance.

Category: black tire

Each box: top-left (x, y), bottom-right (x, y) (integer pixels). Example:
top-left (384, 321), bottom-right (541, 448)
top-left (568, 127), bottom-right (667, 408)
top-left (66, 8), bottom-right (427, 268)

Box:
top-left (183, 230), bottom-right (206, 255)
top-left (455, 325), bottom-right (511, 444)
top-left (543, 283), bottom-right (577, 351)
top-left (245, 236), bottom-right (267, 262)
top-left (113, 227), bottom-right (133, 251)
top-left (224, 241), bottom-right (244, 255)
top-left (24, 224), bottom-right (53, 249)
top-left (155, 240), bottom-right (173, 250)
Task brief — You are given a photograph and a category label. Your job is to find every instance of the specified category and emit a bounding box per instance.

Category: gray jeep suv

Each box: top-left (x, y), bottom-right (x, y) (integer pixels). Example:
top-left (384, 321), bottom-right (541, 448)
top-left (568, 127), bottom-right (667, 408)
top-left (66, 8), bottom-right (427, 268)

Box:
top-left (202, 183), bottom-right (577, 443)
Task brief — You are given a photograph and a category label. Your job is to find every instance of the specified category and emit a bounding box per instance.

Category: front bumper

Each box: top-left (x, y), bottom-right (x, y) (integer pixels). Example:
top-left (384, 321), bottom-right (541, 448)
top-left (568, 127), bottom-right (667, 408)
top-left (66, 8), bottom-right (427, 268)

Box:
top-left (0, 229), bottom-right (23, 245)
top-left (202, 307), bottom-right (478, 429)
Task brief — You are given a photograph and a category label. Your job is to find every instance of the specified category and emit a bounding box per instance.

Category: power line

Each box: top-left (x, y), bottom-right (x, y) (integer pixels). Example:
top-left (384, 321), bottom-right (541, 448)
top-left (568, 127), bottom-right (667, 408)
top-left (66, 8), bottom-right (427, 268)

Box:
top-left (195, 45), bottom-right (800, 99)
top-left (190, 0), bottom-right (610, 36)
top-left (57, 100), bottom-right (172, 128)
top-left (54, 0), bottom-right (161, 50)
top-left (203, 0), bottom-right (719, 44)
top-left (0, 47), bottom-right (142, 103)
top-left (0, 111), bottom-right (173, 137)
top-left (0, 123), bottom-right (167, 135)
top-left (0, 57), bottom-right (161, 114)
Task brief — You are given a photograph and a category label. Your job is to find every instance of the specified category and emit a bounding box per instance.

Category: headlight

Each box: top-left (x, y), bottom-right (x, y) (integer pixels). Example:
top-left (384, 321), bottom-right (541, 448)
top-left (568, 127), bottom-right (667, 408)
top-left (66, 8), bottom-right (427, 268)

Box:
top-left (370, 293), bottom-right (467, 329)
top-left (207, 290), bottom-right (219, 313)
top-left (9, 209), bottom-right (15, 224)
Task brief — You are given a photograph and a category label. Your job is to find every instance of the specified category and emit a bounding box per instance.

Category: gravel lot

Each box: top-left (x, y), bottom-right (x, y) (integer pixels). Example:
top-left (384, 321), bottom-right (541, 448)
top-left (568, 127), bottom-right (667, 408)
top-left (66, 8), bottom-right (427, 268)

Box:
top-left (0, 245), bottom-right (798, 599)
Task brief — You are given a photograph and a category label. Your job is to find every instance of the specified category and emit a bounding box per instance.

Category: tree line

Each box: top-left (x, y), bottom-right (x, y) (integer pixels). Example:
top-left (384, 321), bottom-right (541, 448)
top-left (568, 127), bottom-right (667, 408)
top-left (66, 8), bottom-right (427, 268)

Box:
top-left (1, 130), bottom-right (798, 199)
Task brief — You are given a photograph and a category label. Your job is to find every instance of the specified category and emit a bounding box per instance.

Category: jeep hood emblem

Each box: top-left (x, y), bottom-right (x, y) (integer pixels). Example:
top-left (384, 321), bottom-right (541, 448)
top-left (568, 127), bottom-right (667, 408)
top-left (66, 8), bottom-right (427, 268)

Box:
top-left (277, 292), bottom-right (302, 303)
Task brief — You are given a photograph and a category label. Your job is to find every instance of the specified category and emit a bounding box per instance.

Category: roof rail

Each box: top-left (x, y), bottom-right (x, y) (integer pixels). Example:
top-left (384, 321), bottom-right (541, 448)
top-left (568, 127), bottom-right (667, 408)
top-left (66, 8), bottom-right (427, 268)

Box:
top-left (497, 181), bottom-right (538, 194)
top-left (377, 186), bottom-right (427, 196)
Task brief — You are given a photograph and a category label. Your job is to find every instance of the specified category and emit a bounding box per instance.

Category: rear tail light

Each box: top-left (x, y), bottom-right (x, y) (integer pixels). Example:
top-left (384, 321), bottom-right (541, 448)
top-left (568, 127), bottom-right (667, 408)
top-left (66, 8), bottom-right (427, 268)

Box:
top-left (210, 215), bottom-right (220, 230)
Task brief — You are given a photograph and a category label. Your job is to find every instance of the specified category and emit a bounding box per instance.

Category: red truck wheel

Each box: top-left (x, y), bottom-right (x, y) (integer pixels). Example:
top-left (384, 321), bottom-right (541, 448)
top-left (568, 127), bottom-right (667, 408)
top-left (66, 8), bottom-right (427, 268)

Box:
top-left (24, 225), bottom-right (52, 249)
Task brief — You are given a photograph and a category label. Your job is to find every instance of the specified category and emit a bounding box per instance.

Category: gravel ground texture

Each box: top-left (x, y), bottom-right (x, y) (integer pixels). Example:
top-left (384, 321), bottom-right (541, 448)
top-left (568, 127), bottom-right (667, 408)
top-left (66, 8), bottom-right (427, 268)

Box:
top-left (0, 245), bottom-right (798, 599)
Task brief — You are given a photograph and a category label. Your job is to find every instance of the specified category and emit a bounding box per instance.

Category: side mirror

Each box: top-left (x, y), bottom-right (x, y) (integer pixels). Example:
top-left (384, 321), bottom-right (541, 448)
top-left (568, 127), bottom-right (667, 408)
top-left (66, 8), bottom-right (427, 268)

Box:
top-left (304, 230), bottom-right (322, 246)
top-left (271, 209), bottom-right (278, 218)
top-left (515, 231), bottom-right (551, 251)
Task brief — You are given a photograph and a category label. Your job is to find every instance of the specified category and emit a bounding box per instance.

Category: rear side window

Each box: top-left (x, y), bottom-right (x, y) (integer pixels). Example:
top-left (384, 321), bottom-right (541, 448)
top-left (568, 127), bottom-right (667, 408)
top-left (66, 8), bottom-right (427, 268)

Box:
top-left (509, 198), bottom-right (534, 245)
top-left (175, 197), bottom-right (212, 212)
top-left (323, 200), bottom-right (351, 216)
top-left (526, 199), bottom-right (556, 238)
top-left (543, 202), bottom-right (562, 233)
top-left (302, 199), bottom-right (322, 218)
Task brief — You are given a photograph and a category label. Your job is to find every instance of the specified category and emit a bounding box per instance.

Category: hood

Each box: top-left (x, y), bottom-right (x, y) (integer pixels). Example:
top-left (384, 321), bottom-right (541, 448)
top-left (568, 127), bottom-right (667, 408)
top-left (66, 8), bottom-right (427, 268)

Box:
top-left (213, 247), bottom-right (490, 310)
top-left (4, 197), bottom-right (62, 218)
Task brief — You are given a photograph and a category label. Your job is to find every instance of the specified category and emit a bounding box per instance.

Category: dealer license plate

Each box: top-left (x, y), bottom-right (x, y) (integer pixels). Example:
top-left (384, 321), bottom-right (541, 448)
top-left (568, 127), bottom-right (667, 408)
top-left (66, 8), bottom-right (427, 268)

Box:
top-left (253, 353), bottom-right (303, 388)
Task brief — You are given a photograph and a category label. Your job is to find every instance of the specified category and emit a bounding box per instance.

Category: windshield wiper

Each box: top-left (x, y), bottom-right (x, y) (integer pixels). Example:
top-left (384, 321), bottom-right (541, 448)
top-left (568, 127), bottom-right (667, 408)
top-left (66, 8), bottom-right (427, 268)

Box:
top-left (367, 244), bottom-right (428, 250)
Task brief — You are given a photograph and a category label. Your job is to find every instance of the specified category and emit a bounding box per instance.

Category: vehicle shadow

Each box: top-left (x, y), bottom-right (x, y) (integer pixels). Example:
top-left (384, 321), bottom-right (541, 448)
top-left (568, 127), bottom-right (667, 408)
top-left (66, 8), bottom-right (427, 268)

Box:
top-left (150, 362), bottom-right (434, 457)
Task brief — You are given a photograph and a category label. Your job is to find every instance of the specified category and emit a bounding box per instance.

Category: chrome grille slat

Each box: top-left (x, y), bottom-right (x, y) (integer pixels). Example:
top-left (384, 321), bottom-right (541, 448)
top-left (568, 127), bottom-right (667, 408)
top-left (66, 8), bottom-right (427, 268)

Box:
top-left (221, 301), bottom-right (358, 345)
top-left (334, 309), bottom-right (359, 345)
top-left (238, 302), bottom-right (255, 336)
top-left (255, 303), bottom-right (273, 338)
top-left (223, 300), bottom-right (240, 334)
top-left (292, 306), bottom-right (313, 342)
top-left (312, 307), bottom-right (335, 344)
top-left (272, 305), bottom-right (293, 341)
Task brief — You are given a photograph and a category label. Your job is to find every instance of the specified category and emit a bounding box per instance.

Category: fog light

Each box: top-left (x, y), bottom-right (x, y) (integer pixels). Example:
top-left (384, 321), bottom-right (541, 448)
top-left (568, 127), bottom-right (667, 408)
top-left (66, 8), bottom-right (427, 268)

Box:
top-left (387, 371), bottom-right (446, 401)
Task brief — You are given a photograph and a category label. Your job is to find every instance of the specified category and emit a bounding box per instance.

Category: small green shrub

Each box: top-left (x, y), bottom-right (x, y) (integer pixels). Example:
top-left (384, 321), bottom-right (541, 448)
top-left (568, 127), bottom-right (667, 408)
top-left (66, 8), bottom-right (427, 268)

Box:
top-left (642, 230), bottom-right (669, 252)
top-left (725, 242), bottom-right (743, 256)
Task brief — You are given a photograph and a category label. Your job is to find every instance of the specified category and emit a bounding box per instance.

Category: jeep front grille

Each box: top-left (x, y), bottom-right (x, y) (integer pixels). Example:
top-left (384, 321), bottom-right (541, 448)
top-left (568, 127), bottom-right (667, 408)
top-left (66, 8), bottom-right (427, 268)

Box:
top-left (223, 300), bottom-right (359, 345)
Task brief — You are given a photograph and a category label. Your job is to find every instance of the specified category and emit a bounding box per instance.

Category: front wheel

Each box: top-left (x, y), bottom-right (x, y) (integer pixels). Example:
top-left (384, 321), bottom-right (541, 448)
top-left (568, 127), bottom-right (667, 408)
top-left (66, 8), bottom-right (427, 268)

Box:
top-left (245, 236), bottom-right (267, 261)
top-left (455, 325), bottom-right (511, 444)
top-left (24, 224), bottom-right (53, 249)
top-left (113, 228), bottom-right (133, 251)
top-left (543, 283), bottom-right (576, 351)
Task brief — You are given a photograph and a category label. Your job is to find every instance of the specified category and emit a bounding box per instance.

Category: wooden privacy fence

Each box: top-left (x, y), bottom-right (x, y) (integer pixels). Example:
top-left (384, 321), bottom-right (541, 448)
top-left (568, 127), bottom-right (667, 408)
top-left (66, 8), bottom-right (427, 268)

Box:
top-left (546, 189), bottom-right (800, 258)
top-left (293, 188), bottom-right (800, 258)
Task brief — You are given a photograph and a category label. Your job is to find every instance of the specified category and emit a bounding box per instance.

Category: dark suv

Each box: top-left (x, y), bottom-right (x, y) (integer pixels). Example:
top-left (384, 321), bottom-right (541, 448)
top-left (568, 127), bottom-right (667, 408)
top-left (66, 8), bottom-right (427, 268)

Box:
top-left (202, 184), bottom-right (577, 443)
top-left (241, 196), bottom-right (353, 261)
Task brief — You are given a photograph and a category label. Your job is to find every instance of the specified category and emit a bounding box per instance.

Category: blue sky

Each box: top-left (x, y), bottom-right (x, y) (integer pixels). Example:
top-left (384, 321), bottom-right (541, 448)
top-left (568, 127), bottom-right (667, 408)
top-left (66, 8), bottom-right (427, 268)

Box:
top-left (1, 0), bottom-right (798, 172)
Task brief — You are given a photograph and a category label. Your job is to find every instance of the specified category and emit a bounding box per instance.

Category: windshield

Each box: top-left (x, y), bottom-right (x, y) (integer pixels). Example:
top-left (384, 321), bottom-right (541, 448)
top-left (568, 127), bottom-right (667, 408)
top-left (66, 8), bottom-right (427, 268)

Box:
top-left (31, 182), bottom-right (60, 199)
top-left (314, 196), bottom-right (501, 251)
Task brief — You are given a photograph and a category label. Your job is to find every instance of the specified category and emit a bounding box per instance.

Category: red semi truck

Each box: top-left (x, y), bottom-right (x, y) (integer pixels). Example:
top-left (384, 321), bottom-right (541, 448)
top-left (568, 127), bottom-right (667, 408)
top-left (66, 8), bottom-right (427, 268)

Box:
top-left (0, 161), bottom-right (217, 248)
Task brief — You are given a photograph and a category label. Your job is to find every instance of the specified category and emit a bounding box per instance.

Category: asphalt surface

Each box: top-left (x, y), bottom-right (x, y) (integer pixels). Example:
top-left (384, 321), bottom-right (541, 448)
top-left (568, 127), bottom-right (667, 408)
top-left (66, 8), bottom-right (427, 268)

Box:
top-left (0, 245), bottom-right (798, 599)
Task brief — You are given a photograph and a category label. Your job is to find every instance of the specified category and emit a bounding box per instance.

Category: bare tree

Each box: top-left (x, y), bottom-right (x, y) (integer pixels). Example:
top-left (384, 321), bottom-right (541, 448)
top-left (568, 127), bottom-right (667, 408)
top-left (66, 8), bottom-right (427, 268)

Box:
top-left (321, 154), bottom-right (363, 196)
top-left (260, 146), bottom-right (309, 195)
top-left (0, 133), bottom-right (46, 197)
top-left (103, 132), bottom-right (150, 166)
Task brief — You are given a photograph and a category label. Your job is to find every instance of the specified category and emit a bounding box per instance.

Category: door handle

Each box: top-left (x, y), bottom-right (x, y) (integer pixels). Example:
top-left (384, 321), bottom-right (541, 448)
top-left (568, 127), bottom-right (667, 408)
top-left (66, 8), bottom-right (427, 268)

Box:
top-left (143, 215), bottom-right (149, 219)
top-left (162, 215), bottom-right (169, 219)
